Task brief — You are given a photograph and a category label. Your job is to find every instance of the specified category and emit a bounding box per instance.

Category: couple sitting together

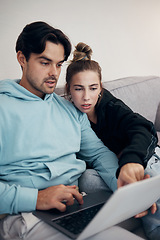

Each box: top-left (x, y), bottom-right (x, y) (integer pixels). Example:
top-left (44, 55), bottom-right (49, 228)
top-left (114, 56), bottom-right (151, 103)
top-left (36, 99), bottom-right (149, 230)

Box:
top-left (0, 21), bottom-right (160, 240)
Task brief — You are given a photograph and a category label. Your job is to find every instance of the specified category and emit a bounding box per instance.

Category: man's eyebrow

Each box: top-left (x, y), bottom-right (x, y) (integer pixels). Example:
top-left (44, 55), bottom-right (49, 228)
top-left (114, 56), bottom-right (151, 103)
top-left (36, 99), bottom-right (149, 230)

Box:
top-left (38, 56), bottom-right (52, 61)
top-left (37, 56), bottom-right (65, 63)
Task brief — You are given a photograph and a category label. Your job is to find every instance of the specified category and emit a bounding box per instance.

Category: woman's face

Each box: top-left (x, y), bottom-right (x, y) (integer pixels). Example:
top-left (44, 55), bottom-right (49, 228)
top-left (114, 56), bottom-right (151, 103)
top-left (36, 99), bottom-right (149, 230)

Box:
top-left (69, 70), bottom-right (102, 115)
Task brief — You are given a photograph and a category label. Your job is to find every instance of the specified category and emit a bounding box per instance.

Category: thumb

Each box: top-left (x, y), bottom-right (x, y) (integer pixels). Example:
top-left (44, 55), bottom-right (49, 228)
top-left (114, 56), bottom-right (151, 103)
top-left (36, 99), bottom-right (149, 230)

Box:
top-left (117, 178), bottom-right (125, 188)
top-left (144, 174), bottom-right (150, 180)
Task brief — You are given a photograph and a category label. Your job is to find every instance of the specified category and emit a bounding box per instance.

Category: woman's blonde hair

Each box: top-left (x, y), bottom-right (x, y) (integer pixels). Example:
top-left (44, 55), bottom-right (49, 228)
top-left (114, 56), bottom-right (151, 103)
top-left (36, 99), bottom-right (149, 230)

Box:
top-left (65, 42), bottom-right (102, 98)
top-left (71, 42), bottom-right (92, 61)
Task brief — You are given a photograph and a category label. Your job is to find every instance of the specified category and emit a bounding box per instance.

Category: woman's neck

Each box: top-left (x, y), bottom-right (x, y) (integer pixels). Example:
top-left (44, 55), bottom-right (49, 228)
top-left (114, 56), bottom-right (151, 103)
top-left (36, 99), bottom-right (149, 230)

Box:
top-left (87, 109), bottom-right (97, 124)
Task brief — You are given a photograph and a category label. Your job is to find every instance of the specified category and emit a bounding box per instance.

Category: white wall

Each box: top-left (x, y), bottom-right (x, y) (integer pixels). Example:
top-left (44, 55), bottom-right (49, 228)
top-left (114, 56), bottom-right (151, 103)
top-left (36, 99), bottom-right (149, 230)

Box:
top-left (0, 0), bottom-right (160, 86)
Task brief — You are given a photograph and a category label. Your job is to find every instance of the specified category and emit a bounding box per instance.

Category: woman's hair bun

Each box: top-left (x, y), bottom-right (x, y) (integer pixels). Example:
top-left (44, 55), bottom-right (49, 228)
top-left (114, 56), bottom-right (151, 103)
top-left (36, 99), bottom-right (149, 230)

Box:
top-left (72, 42), bottom-right (92, 62)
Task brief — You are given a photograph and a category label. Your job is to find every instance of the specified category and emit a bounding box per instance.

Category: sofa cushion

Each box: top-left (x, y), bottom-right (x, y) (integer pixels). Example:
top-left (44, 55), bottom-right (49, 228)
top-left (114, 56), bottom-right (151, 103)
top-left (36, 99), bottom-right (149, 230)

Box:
top-left (54, 87), bottom-right (65, 96)
top-left (55, 76), bottom-right (160, 143)
top-left (102, 76), bottom-right (160, 124)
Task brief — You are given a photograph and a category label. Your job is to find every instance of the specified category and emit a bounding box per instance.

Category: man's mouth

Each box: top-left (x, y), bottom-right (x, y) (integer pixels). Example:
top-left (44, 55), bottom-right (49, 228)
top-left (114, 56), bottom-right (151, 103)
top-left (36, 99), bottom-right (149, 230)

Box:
top-left (45, 80), bottom-right (57, 88)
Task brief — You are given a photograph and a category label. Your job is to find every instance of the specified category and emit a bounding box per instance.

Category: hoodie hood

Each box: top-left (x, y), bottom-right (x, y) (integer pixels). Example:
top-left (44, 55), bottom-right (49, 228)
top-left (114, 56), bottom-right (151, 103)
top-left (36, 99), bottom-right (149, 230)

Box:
top-left (0, 79), bottom-right (53, 102)
top-left (95, 88), bottom-right (115, 111)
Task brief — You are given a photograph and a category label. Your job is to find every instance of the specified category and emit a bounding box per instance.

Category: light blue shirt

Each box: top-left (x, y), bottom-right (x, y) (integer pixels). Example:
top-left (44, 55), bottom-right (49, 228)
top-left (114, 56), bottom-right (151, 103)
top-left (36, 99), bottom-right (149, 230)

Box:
top-left (0, 79), bottom-right (118, 214)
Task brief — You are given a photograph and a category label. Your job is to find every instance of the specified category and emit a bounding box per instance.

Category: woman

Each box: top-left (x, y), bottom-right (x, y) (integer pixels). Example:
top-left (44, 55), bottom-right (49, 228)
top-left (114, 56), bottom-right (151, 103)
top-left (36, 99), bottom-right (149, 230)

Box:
top-left (65, 42), bottom-right (157, 178)
top-left (65, 42), bottom-right (160, 239)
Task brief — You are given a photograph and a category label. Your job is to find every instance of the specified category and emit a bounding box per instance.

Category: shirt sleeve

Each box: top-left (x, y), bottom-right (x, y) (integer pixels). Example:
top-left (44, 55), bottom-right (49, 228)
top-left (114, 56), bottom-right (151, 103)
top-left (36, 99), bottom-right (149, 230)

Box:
top-left (77, 113), bottom-right (119, 192)
top-left (0, 182), bottom-right (38, 214)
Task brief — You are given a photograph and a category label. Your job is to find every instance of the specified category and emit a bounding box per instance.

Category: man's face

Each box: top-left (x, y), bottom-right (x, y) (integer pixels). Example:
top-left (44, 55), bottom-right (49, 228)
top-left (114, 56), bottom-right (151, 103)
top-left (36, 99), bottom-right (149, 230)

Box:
top-left (20, 41), bottom-right (65, 98)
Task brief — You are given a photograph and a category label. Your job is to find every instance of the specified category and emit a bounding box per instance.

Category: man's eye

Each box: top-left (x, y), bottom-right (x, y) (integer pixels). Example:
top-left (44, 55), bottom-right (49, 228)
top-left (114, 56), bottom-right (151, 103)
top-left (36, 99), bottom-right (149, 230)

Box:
top-left (57, 63), bottom-right (63, 67)
top-left (41, 62), bottom-right (49, 66)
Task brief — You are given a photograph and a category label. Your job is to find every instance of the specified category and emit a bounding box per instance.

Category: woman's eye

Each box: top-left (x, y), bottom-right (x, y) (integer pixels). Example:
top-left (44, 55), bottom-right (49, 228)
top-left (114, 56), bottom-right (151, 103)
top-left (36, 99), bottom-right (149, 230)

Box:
top-left (75, 88), bottom-right (82, 91)
top-left (90, 88), bottom-right (97, 91)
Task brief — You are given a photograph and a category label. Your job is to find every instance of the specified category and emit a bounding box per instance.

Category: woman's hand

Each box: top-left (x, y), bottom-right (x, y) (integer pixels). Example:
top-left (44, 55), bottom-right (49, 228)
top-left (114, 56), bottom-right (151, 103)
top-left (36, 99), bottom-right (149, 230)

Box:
top-left (117, 164), bottom-right (157, 218)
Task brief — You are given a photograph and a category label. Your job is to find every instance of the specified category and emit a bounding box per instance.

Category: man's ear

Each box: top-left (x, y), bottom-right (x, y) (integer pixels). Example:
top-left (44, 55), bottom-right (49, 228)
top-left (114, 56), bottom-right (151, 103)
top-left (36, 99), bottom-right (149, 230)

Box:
top-left (17, 51), bottom-right (26, 69)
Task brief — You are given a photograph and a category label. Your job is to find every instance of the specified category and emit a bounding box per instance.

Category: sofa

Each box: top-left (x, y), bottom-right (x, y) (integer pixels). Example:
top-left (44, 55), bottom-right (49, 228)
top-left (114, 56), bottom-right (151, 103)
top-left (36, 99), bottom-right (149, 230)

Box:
top-left (55, 75), bottom-right (160, 239)
top-left (103, 76), bottom-right (160, 144)
top-left (56, 75), bottom-right (160, 145)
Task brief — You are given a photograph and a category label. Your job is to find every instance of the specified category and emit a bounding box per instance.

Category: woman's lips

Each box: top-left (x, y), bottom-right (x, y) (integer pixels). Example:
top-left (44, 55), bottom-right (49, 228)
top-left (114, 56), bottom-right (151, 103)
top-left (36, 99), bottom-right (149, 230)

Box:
top-left (81, 104), bottom-right (91, 110)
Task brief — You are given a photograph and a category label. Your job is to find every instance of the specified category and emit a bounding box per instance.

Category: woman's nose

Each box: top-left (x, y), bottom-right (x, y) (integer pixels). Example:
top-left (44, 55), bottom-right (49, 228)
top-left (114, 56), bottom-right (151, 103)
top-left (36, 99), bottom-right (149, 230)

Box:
top-left (83, 90), bottom-right (90, 101)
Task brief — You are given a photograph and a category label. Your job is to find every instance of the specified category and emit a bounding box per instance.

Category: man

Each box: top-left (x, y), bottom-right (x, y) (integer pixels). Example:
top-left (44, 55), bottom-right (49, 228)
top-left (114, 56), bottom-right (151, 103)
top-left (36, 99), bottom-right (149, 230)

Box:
top-left (0, 21), bottom-right (157, 240)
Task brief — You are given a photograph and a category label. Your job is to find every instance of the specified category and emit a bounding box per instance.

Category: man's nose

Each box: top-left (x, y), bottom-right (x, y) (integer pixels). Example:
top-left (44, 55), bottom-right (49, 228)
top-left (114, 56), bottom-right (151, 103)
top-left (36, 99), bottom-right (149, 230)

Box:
top-left (49, 65), bottom-right (58, 77)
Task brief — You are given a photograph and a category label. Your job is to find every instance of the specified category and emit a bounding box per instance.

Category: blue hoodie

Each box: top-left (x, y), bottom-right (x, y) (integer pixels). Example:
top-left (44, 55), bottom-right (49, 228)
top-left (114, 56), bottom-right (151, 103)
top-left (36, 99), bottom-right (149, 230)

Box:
top-left (0, 79), bottom-right (118, 214)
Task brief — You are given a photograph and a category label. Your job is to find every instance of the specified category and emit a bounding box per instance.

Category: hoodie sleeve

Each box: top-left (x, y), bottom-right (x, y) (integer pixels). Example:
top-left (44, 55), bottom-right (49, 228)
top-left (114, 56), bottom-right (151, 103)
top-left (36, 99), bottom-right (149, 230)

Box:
top-left (94, 89), bottom-right (158, 178)
top-left (0, 182), bottom-right (38, 214)
top-left (77, 113), bottom-right (119, 192)
top-left (106, 98), bottom-right (158, 177)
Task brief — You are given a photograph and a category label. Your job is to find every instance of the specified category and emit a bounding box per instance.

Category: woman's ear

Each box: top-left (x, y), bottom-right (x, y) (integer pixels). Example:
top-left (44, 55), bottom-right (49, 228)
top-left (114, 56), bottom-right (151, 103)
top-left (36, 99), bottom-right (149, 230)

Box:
top-left (98, 83), bottom-right (103, 101)
top-left (65, 83), bottom-right (70, 94)
top-left (98, 83), bottom-right (102, 96)
top-left (17, 51), bottom-right (26, 69)
top-left (100, 82), bottom-right (103, 91)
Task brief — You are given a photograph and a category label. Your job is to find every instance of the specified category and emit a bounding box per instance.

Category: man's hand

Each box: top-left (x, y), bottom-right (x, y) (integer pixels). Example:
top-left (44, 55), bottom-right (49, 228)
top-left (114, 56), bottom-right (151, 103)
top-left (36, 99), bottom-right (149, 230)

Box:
top-left (117, 163), bottom-right (157, 218)
top-left (36, 184), bottom-right (83, 212)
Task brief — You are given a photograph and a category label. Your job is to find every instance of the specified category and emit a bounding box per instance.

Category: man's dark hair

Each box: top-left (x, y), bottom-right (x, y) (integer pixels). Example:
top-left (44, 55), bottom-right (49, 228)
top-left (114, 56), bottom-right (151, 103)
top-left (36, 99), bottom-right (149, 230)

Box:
top-left (16, 21), bottom-right (71, 61)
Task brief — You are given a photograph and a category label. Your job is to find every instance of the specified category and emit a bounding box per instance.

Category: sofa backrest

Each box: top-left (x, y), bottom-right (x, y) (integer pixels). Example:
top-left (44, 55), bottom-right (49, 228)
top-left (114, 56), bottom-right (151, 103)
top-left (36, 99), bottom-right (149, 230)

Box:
top-left (102, 76), bottom-right (160, 125)
top-left (55, 76), bottom-right (160, 128)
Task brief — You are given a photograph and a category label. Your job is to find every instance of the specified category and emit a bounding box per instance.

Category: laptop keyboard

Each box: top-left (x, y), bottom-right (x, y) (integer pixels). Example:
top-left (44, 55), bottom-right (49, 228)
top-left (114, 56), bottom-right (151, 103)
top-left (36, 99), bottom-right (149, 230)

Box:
top-left (52, 203), bottom-right (104, 235)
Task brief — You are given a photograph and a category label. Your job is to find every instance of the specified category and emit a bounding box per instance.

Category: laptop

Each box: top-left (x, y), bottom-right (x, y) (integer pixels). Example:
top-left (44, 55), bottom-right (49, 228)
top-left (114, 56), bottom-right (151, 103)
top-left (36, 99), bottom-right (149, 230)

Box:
top-left (33, 175), bottom-right (160, 239)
